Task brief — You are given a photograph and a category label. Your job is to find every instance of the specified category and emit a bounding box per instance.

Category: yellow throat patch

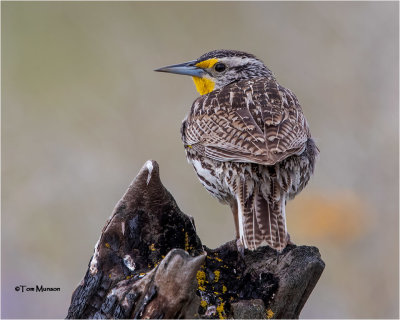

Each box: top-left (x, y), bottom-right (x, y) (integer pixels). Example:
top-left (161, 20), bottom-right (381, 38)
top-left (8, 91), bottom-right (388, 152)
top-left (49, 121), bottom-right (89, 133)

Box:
top-left (192, 58), bottom-right (218, 95)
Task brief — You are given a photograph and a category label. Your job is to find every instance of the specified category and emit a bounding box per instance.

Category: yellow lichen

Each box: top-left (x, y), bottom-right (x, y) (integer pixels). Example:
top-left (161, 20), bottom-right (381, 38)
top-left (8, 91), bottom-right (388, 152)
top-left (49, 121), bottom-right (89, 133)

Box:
top-left (200, 300), bottom-right (208, 308)
top-left (105, 242), bottom-right (110, 248)
top-left (197, 270), bottom-right (206, 291)
top-left (153, 260), bottom-right (161, 268)
top-left (149, 243), bottom-right (156, 251)
top-left (184, 232), bottom-right (189, 251)
top-left (216, 302), bottom-right (226, 319)
top-left (213, 270), bottom-right (220, 282)
top-left (222, 285), bottom-right (227, 293)
top-left (207, 254), bottom-right (223, 262)
top-left (266, 309), bottom-right (274, 319)
top-left (184, 232), bottom-right (192, 251)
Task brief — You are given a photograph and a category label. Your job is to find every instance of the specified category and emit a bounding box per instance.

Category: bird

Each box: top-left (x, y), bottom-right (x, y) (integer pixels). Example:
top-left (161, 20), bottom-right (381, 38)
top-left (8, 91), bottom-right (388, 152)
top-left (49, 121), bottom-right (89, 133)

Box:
top-left (155, 49), bottom-right (318, 252)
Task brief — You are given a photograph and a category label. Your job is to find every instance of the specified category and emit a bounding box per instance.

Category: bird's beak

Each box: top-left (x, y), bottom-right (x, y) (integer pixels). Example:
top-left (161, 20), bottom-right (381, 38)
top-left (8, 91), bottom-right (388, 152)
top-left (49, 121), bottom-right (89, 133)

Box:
top-left (154, 60), bottom-right (205, 77)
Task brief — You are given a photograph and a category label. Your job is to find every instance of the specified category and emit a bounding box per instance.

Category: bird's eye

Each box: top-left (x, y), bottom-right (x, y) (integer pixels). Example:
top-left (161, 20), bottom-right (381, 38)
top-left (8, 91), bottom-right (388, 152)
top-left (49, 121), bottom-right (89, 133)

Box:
top-left (214, 63), bottom-right (226, 72)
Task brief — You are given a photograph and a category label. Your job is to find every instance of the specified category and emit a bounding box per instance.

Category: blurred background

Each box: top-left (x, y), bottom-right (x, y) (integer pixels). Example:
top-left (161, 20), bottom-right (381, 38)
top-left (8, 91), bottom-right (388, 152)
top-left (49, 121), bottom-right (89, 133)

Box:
top-left (2, 2), bottom-right (398, 318)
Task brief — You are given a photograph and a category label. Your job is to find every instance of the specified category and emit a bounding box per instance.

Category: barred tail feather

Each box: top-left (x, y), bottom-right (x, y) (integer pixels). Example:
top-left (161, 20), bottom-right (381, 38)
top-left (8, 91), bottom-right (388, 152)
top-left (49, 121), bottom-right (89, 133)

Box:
top-left (236, 178), bottom-right (263, 250)
top-left (236, 177), bottom-right (288, 252)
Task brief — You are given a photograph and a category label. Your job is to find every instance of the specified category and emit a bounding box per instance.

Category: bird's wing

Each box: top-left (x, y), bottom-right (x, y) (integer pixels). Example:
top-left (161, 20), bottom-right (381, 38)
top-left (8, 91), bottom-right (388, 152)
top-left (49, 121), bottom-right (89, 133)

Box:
top-left (182, 77), bottom-right (310, 165)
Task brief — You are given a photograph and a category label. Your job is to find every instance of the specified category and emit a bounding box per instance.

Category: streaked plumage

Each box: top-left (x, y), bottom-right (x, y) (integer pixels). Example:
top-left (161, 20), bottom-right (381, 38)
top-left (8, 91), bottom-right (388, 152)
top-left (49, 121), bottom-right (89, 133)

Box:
top-left (156, 49), bottom-right (318, 251)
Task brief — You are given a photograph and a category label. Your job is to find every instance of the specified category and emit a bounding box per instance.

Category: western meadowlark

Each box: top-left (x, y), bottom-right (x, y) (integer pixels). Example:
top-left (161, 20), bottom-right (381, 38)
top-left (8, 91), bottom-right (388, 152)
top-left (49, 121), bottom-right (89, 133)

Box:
top-left (155, 49), bottom-right (318, 252)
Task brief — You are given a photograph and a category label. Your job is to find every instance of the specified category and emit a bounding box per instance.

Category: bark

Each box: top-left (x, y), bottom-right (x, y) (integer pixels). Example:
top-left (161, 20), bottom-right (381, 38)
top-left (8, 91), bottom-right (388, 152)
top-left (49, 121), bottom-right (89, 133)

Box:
top-left (66, 160), bottom-right (325, 319)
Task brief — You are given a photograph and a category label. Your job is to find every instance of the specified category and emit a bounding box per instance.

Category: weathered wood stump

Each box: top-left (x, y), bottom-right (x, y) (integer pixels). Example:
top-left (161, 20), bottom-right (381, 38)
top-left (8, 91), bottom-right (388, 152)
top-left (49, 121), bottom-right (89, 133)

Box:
top-left (66, 160), bottom-right (325, 319)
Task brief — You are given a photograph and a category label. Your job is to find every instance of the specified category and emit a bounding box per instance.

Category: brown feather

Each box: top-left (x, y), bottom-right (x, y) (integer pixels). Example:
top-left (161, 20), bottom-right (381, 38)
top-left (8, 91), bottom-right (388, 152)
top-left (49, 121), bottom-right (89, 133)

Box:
top-left (183, 78), bottom-right (310, 167)
top-left (180, 70), bottom-right (318, 252)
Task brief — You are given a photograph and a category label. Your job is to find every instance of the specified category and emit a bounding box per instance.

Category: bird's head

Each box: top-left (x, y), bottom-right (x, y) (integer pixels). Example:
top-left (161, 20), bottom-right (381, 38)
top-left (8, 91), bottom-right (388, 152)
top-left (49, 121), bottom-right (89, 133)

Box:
top-left (155, 49), bottom-right (274, 95)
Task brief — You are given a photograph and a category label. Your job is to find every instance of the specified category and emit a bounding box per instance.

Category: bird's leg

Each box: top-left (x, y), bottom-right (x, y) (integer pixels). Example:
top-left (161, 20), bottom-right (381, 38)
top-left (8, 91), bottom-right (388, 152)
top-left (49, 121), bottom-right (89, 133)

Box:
top-left (229, 201), bottom-right (240, 239)
top-left (276, 250), bottom-right (281, 264)
top-left (230, 201), bottom-right (245, 257)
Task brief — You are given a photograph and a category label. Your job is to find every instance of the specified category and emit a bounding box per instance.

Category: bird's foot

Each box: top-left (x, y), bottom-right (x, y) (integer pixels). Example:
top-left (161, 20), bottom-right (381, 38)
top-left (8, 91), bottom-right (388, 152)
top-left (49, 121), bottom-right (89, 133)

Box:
top-left (275, 250), bottom-right (282, 264)
top-left (236, 238), bottom-right (245, 258)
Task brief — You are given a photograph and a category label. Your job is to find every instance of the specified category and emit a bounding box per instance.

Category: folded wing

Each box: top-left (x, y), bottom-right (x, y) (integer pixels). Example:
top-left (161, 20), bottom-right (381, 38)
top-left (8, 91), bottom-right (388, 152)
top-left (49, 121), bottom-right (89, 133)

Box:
top-left (182, 77), bottom-right (310, 165)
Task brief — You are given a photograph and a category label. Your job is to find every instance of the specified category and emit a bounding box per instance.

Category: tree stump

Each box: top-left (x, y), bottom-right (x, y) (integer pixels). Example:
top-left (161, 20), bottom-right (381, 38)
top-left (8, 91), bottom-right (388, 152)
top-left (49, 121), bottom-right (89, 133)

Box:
top-left (66, 160), bottom-right (325, 319)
